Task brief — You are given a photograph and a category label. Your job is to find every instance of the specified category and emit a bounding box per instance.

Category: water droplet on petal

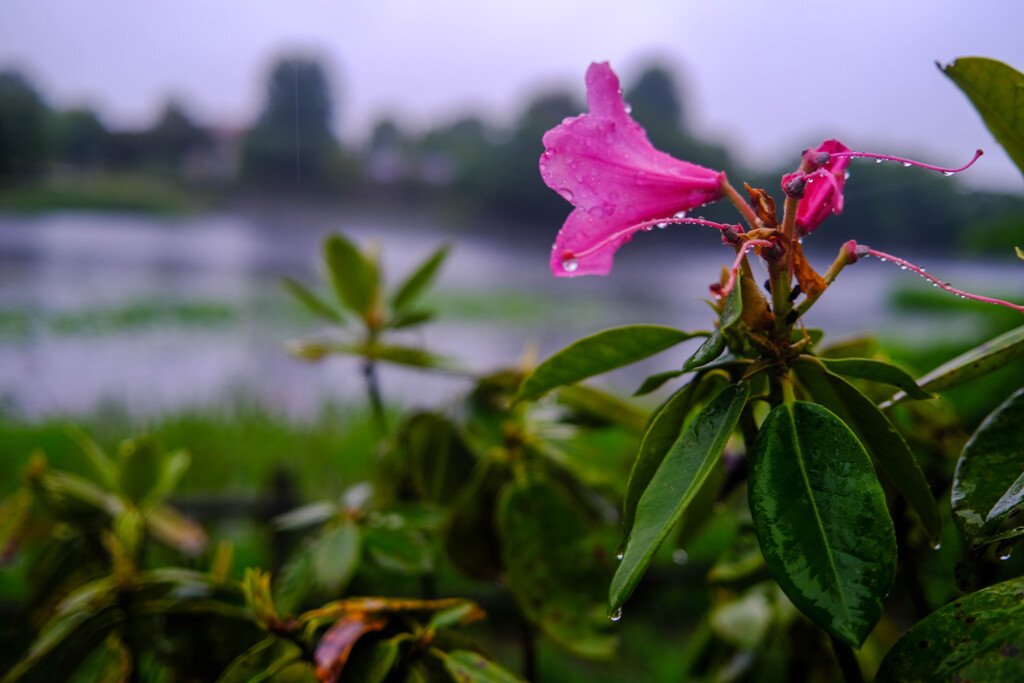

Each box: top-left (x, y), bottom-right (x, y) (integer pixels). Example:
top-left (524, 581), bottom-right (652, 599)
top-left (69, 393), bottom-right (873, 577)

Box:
top-left (561, 255), bottom-right (579, 272)
top-left (609, 608), bottom-right (623, 622)
top-left (672, 549), bottom-right (689, 565)
top-left (674, 210), bottom-right (688, 219)
top-left (624, 103), bottom-right (632, 114)
top-left (844, 171), bottom-right (851, 180)
top-left (902, 162), bottom-right (912, 167)
top-left (634, 171), bottom-right (652, 185)
top-left (558, 188), bottom-right (574, 202)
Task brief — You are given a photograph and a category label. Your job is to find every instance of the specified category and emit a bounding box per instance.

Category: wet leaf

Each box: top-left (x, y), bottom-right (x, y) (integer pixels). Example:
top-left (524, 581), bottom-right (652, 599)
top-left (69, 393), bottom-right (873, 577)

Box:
top-left (516, 325), bottom-right (697, 402)
top-left (633, 369), bottom-right (686, 396)
top-left (392, 244), bottom-right (450, 312)
top-left (876, 576), bottom-right (1024, 682)
top-left (794, 357), bottom-right (941, 543)
top-left (314, 613), bottom-right (389, 683)
top-left (611, 382), bottom-right (749, 612)
top-left (749, 401), bottom-right (896, 647)
top-left (815, 357), bottom-right (932, 400)
top-left (952, 387), bottom-right (1024, 548)
top-left (556, 383), bottom-right (647, 433)
top-left (685, 282), bottom-right (743, 371)
top-left (281, 275), bottom-right (345, 323)
top-left (499, 478), bottom-right (616, 659)
top-left (892, 324), bottom-right (1024, 401)
top-left (942, 57), bottom-right (1024, 179)
top-left (324, 234), bottom-right (378, 318)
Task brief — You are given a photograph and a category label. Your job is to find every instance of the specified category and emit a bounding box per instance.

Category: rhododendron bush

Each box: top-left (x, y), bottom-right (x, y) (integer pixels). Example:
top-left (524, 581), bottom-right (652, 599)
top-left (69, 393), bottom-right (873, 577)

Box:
top-left (4, 57), bottom-right (1024, 683)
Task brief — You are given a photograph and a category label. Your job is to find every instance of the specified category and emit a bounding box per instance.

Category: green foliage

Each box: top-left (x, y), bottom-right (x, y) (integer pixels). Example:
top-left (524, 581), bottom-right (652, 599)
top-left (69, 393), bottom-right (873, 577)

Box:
top-left (943, 57), bottom-right (1024, 179)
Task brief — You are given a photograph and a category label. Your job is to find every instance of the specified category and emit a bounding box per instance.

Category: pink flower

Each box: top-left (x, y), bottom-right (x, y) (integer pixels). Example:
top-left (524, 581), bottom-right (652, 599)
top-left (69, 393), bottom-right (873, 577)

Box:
top-left (789, 139), bottom-right (852, 236)
top-left (540, 62), bottom-right (725, 276)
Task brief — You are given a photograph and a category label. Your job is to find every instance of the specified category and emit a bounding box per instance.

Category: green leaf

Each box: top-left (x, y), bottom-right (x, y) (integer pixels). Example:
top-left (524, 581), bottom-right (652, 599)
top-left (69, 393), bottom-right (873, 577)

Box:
top-left (443, 460), bottom-right (509, 581)
top-left (684, 281), bottom-right (742, 372)
top-left (362, 526), bottom-right (434, 575)
top-left (387, 309), bottom-right (434, 330)
top-left (895, 324), bottom-right (1024, 401)
top-left (876, 576), bottom-right (1024, 682)
top-left (621, 373), bottom-right (725, 543)
top-left (392, 244), bottom-right (450, 312)
top-left (435, 650), bottom-right (526, 682)
top-left (555, 384), bottom-right (647, 433)
top-left (65, 426), bottom-right (117, 490)
top-left (280, 275), bottom-right (345, 323)
top-left (365, 343), bottom-right (454, 370)
top-left (215, 637), bottom-right (306, 683)
top-left (1016, 246), bottom-right (1024, 261)
top-left (942, 57), bottom-right (1024, 179)
top-left (343, 637), bottom-right (402, 683)
top-left (633, 369), bottom-right (686, 396)
top-left (400, 413), bottom-right (478, 504)
top-left (117, 436), bottom-right (165, 505)
top-left (499, 478), bottom-right (616, 659)
top-left (610, 382), bottom-right (749, 612)
top-left (324, 234), bottom-right (378, 317)
top-left (952, 387), bottom-right (1024, 547)
top-left (749, 401), bottom-right (896, 647)
top-left (794, 357), bottom-right (941, 544)
top-left (515, 325), bottom-right (697, 402)
top-left (815, 357), bottom-right (932, 400)
top-left (312, 520), bottom-right (361, 595)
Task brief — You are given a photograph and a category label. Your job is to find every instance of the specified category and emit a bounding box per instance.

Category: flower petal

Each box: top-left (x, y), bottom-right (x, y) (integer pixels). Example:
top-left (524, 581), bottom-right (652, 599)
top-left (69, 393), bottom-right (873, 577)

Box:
top-left (795, 139), bottom-right (851, 235)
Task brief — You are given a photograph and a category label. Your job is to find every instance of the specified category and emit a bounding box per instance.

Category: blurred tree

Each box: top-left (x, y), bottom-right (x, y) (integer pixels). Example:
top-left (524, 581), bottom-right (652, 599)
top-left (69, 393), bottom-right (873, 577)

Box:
top-left (147, 101), bottom-right (211, 175)
top-left (241, 56), bottom-right (342, 189)
top-left (51, 108), bottom-right (108, 170)
top-left (0, 70), bottom-right (49, 185)
top-left (625, 64), bottom-right (737, 178)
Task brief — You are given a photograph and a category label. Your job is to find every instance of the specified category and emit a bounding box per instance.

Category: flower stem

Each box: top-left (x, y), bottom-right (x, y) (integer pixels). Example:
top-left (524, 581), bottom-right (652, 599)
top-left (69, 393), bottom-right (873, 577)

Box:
top-left (792, 245), bottom-right (856, 319)
top-left (721, 178), bottom-right (761, 230)
top-left (363, 359), bottom-right (388, 437)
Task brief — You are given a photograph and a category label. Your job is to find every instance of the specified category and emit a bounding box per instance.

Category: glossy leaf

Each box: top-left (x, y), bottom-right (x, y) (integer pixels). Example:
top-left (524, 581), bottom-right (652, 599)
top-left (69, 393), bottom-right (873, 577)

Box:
top-left (952, 387), bottom-right (1024, 547)
top-left (556, 383), bottom-right (647, 433)
top-left (392, 244), bottom-right (450, 311)
top-left (325, 234), bottom-right (378, 317)
top-left (893, 324), bottom-right (1024, 401)
top-left (684, 281), bottom-right (742, 372)
top-left (499, 478), bottom-right (615, 659)
top-left (749, 401), bottom-right (896, 647)
top-left (815, 357), bottom-right (932, 400)
top-left (943, 57), bottom-right (1024, 178)
top-left (515, 325), bottom-right (697, 402)
top-left (342, 636), bottom-right (402, 683)
top-left (876, 576), bottom-right (1024, 682)
top-left (633, 369), bottom-right (686, 396)
top-left (435, 650), bottom-right (526, 682)
top-left (280, 275), bottom-right (345, 323)
top-left (795, 357), bottom-right (941, 543)
top-left (611, 382), bottom-right (749, 612)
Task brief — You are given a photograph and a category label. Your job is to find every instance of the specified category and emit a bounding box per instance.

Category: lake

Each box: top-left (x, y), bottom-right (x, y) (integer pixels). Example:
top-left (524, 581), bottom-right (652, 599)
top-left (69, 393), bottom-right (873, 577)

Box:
top-left (1, 210), bottom-right (1021, 418)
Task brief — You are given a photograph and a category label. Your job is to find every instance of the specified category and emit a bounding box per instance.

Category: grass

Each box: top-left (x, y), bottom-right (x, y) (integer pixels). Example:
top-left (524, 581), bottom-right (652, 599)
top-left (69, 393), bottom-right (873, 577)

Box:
top-left (0, 173), bottom-right (203, 215)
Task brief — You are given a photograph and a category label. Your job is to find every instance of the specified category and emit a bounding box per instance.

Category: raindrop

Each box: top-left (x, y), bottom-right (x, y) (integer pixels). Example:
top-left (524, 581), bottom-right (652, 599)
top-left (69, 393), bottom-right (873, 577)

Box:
top-left (932, 543), bottom-right (942, 551)
top-left (674, 210), bottom-right (688, 219)
top-left (561, 256), bottom-right (579, 272)
top-left (672, 549), bottom-right (689, 565)
top-left (932, 283), bottom-right (939, 287)
top-left (615, 552), bottom-right (624, 561)
top-left (634, 171), bottom-right (651, 185)
top-left (643, 225), bottom-right (654, 231)
top-left (609, 608), bottom-right (623, 622)
top-left (624, 103), bottom-right (633, 114)
top-left (902, 162), bottom-right (912, 167)
top-left (942, 171), bottom-right (954, 177)
top-left (557, 188), bottom-right (574, 202)
top-left (844, 171), bottom-right (851, 180)
top-left (900, 265), bottom-right (908, 270)
top-left (875, 158), bottom-right (883, 164)
top-left (998, 544), bottom-right (1014, 561)
top-left (656, 222), bottom-right (668, 229)
top-left (880, 257), bottom-right (887, 262)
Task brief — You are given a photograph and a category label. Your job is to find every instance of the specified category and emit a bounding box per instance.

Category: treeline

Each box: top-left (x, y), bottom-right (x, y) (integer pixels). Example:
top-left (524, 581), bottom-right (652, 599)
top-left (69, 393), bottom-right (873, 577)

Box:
top-left (0, 57), bottom-right (1020, 251)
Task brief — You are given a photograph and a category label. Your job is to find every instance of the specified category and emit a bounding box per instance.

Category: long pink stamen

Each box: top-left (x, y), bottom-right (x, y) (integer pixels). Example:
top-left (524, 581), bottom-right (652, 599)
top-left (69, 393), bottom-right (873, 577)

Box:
top-left (720, 239), bottom-right (776, 299)
top-left (830, 148), bottom-right (983, 175)
top-left (867, 248), bottom-right (1024, 313)
top-left (571, 217), bottom-right (743, 260)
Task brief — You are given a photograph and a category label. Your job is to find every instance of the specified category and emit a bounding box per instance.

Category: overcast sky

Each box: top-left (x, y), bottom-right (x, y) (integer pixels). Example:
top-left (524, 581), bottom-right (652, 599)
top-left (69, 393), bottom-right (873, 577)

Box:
top-left (2, 0), bottom-right (1023, 189)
